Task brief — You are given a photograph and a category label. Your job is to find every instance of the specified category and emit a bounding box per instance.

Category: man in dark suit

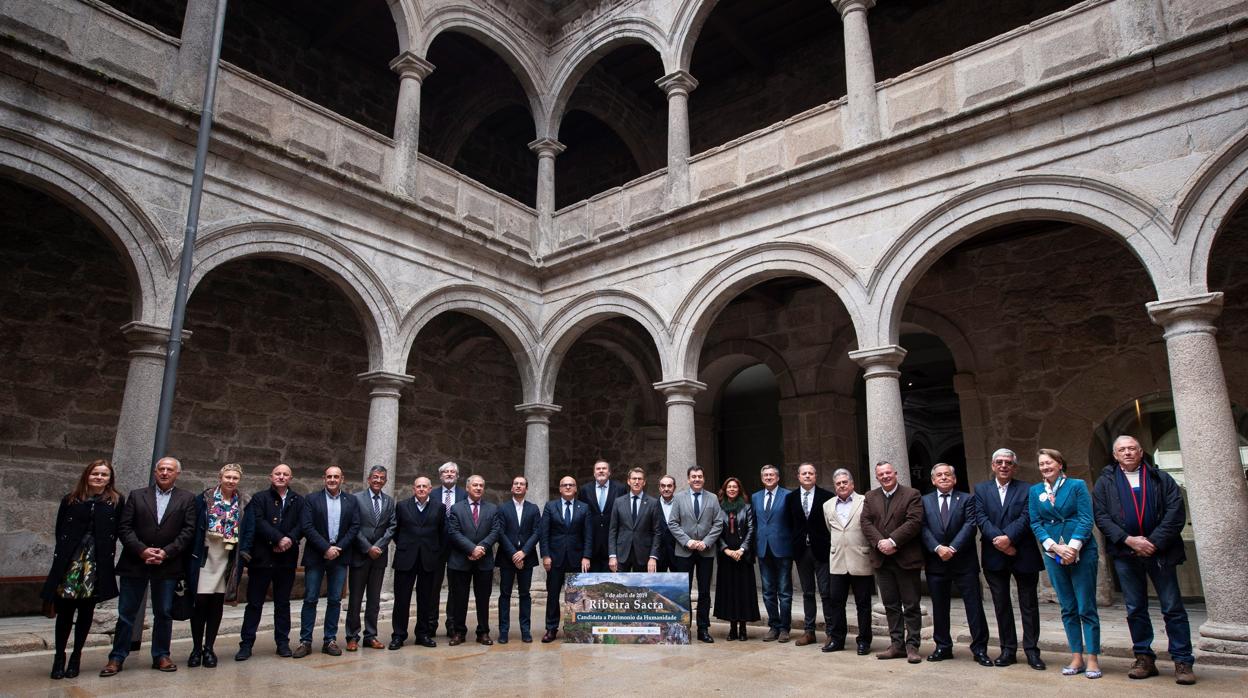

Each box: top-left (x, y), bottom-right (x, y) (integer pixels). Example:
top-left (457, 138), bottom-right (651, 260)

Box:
top-left (390, 476), bottom-right (445, 649)
top-left (496, 474), bottom-right (541, 643)
top-left (784, 462), bottom-right (833, 647)
top-left (578, 459), bottom-right (627, 572)
top-left (655, 475), bottom-right (678, 572)
top-left (539, 476), bottom-right (592, 642)
top-left (346, 465), bottom-right (396, 651)
top-left (921, 463), bottom-right (992, 666)
top-left (433, 461), bottom-right (467, 637)
top-left (862, 460), bottom-right (925, 664)
top-left (295, 465), bottom-right (360, 658)
top-left (236, 463), bottom-right (304, 661)
top-left (445, 474), bottom-right (502, 646)
top-left (973, 448), bottom-right (1046, 669)
top-left (752, 464), bottom-right (793, 642)
top-left (608, 467), bottom-right (662, 572)
top-left (668, 465), bottom-right (723, 643)
top-left (101, 456), bottom-right (197, 677)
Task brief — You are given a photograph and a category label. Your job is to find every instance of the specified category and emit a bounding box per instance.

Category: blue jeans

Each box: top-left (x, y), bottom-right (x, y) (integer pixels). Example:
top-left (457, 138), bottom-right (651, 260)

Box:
top-left (758, 554), bottom-right (793, 632)
top-left (300, 564), bottom-right (349, 645)
top-left (110, 576), bottom-right (177, 662)
top-left (1044, 547), bottom-right (1100, 655)
top-left (1113, 556), bottom-right (1194, 665)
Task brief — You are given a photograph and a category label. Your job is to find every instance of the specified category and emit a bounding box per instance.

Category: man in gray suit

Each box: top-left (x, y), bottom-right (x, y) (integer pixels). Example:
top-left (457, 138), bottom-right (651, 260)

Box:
top-left (668, 465), bottom-right (723, 643)
top-left (446, 475), bottom-right (502, 646)
top-left (346, 465), bottom-right (396, 651)
top-left (608, 467), bottom-right (662, 573)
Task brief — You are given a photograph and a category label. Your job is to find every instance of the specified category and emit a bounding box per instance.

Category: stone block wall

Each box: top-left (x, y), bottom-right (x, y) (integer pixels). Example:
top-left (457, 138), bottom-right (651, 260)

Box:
top-left (0, 181), bottom-right (132, 576)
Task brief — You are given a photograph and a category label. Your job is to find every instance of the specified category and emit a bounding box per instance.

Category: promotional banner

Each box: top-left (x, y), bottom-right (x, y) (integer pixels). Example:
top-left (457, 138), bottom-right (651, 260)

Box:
top-left (561, 572), bottom-right (691, 644)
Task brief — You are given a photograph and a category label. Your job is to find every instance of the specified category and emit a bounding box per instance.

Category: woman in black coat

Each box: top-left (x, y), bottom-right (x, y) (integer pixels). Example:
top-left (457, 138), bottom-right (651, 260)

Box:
top-left (41, 459), bottom-right (124, 679)
top-left (714, 477), bottom-right (760, 639)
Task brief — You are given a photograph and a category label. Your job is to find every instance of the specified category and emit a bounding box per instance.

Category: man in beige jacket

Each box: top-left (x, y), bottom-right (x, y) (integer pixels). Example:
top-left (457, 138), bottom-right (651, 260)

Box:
top-left (822, 468), bottom-right (874, 655)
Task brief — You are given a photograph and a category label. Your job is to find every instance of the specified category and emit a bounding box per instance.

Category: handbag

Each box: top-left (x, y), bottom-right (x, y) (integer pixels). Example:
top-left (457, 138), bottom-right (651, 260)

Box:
top-left (170, 578), bottom-right (194, 621)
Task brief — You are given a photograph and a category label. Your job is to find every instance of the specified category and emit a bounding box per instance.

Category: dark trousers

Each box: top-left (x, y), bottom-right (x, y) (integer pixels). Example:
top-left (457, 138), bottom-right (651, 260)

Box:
top-left (447, 567), bottom-right (492, 637)
top-left (795, 548), bottom-right (832, 634)
top-left (674, 554), bottom-right (714, 630)
top-left (546, 567), bottom-right (575, 631)
top-left (498, 563), bottom-right (533, 638)
top-left (190, 593), bottom-right (225, 651)
top-left (52, 598), bottom-right (96, 655)
top-left (1113, 556), bottom-right (1194, 665)
top-left (432, 559), bottom-right (453, 636)
top-left (391, 566), bottom-right (438, 642)
top-left (983, 567), bottom-right (1040, 654)
top-left (758, 553), bottom-right (793, 632)
top-left (616, 558), bottom-right (649, 572)
top-left (588, 554), bottom-right (610, 573)
top-left (239, 566), bottom-right (295, 649)
top-left (874, 561), bottom-right (922, 649)
top-left (928, 567), bottom-right (989, 653)
top-left (346, 555), bottom-right (387, 642)
top-left (827, 573), bottom-right (873, 645)
top-left (110, 576), bottom-right (176, 662)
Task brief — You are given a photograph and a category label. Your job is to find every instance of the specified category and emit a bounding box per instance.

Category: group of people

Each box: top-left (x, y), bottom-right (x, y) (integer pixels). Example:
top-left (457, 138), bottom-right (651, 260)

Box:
top-left (40, 438), bottom-right (1196, 686)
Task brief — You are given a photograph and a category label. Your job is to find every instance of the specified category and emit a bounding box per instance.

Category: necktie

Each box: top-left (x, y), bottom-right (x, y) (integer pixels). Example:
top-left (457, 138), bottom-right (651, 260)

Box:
top-left (443, 489), bottom-right (452, 515)
top-left (693, 492), bottom-right (701, 519)
top-left (765, 490), bottom-right (772, 513)
top-left (598, 485), bottom-right (606, 511)
top-left (472, 501), bottom-right (480, 525)
top-left (632, 495), bottom-right (639, 520)
top-left (564, 501), bottom-right (571, 526)
top-left (373, 494), bottom-right (381, 520)
top-left (803, 489), bottom-right (810, 517)
top-left (940, 493), bottom-right (950, 527)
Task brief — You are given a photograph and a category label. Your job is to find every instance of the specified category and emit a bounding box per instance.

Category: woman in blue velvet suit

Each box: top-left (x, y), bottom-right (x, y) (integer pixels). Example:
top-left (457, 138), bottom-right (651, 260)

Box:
top-left (1029, 448), bottom-right (1101, 679)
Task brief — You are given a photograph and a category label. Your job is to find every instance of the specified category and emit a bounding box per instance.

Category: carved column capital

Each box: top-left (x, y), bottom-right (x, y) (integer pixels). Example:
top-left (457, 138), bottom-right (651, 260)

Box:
top-left (389, 51), bottom-right (435, 81)
top-left (655, 70), bottom-right (699, 98)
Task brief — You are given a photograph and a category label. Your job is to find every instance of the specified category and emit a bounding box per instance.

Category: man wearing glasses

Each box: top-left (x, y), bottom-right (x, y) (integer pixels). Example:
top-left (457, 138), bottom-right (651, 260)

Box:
top-left (538, 476), bottom-right (591, 643)
top-left (973, 448), bottom-right (1046, 670)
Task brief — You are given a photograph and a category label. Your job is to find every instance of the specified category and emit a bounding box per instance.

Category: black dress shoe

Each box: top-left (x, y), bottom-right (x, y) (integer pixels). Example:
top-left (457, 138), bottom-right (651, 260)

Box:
top-left (974, 652), bottom-right (994, 667)
top-left (417, 636), bottom-right (437, 648)
top-left (201, 649), bottom-right (218, 668)
top-left (856, 642), bottom-right (871, 655)
top-left (275, 645), bottom-right (293, 658)
top-left (698, 629), bottom-right (714, 643)
top-left (497, 635), bottom-right (509, 644)
top-left (821, 640), bottom-right (845, 653)
top-left (927, 648), bottom-right (954, 662)
top-left (994, 653), bottom-right (1017, 667)
top-left (388, 639), bottom-right (404, 650)
top-left (541, 629), bottom-right (558, 643)
top-left (186, 649), bottom-right (202, 668)
top-left (234, 645), bottom-right (252, 661)
top-left (522, 634), bottom-right (533, 643)
top-left (1025, 649), bottom-right (1047, 670)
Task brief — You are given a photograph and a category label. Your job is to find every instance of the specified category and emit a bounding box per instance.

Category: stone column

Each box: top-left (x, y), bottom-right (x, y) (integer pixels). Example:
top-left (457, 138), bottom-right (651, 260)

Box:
top-left (357, 371), bottom-right (414, 498)
top-left (654, 379), bottom-right (707, 483)
top-left (832, 0), bottom-right (881, 147)
top-left (516, 402), bottom-right (560, 506)
top-left (1147, 293), bottom-right (1248, 657)
top-left (528, 138), bottom-right (566, 257)
top-left (165, 0), bottom-right (222, 105)
top-left (655, 70), bottom-right (698, 208)
top-left (387, 52), bottom-right (435, 198)
top-left (848, 345), bottom-right (910, 488)
top-left (111, 322), bottom-right (186, 494)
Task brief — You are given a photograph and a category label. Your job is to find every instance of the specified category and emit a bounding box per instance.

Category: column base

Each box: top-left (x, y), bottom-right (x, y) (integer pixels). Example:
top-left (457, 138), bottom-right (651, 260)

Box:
top-left (1198, 621), bottom-right (1248, 663)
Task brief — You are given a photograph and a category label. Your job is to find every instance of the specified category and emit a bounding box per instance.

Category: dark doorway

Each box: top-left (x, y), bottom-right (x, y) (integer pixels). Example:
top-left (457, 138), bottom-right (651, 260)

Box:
top-left (716, 364), bottom-right (784, 490)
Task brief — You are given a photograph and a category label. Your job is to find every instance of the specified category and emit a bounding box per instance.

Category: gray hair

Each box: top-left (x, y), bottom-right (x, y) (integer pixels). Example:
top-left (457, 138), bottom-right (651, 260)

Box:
top-left (831, 468), bottom-right (853, 482)
top-left (157, 456), bottom-right (182, 472)
top-left (367, 465), bottom-right (388, 477)
top-left (438, 461), bottom-right (458, 475)
top-left (1113, 435), bottom-right (1142, 449)
top-left (874, 460), bottom-right (894, 472)
top-left (990, 448), bottom-right (1017, 463)
top-left (760, 464), bottom-right (780, 476)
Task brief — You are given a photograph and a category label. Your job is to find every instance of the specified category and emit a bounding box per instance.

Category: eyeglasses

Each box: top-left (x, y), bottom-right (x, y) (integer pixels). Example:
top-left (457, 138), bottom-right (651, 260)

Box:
top-left (992, 459), bottom-right (1013, 464)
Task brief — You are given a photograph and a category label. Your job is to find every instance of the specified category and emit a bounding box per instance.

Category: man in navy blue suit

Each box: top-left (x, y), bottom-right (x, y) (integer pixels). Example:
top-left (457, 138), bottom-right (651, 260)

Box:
top-left (295, 465), bottom-right (360, 658)
top-left (974, 448), bottom-right (1046, 670)
top-left (578, 460), bottom-right (627, 572)
top-left (445, 475), bottom-right (502, 646)
top-left (540, 475), bottom-right (591, 642)
top-left (751, 464), bottom-right (793, 642)
top-left (496, 475), bottom-right (541, 643)
top-left (921, 463), bottom-right (991, 666)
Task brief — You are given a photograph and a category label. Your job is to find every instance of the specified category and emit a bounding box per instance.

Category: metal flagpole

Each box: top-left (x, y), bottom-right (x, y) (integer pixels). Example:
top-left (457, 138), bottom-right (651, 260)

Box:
top-left (132, 0), bottom-right (229, 653)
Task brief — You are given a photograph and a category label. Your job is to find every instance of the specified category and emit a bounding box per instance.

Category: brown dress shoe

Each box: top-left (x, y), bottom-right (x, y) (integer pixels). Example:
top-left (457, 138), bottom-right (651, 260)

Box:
top-left (906, 647), bottom-right (922, 664)
top-left (367, 638), bottom-right (385, 650)
top-left (152, 656), bottom-right (177, 672)
top-left (449, 635), bottom-right (465, 646)
top-left (541, 630), bottom-right (558, 643)
top-left (794, 631), bottom-right (817, 646)
top-left (1174, 662), bottom-right (1196, 685)
top-left (476, 633), bottom-right (493, 646)
top-left (345, 639), bottom-right (359, 652)
top-left (99, 660), bottom-right (123, 677)
top-left (876, 645), bottom-right (907, 660)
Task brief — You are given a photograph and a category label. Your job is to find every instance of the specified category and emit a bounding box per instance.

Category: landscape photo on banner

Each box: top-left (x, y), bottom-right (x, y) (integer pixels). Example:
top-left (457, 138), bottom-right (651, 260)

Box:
top-left (561, 572), bottom-right (691, 644)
